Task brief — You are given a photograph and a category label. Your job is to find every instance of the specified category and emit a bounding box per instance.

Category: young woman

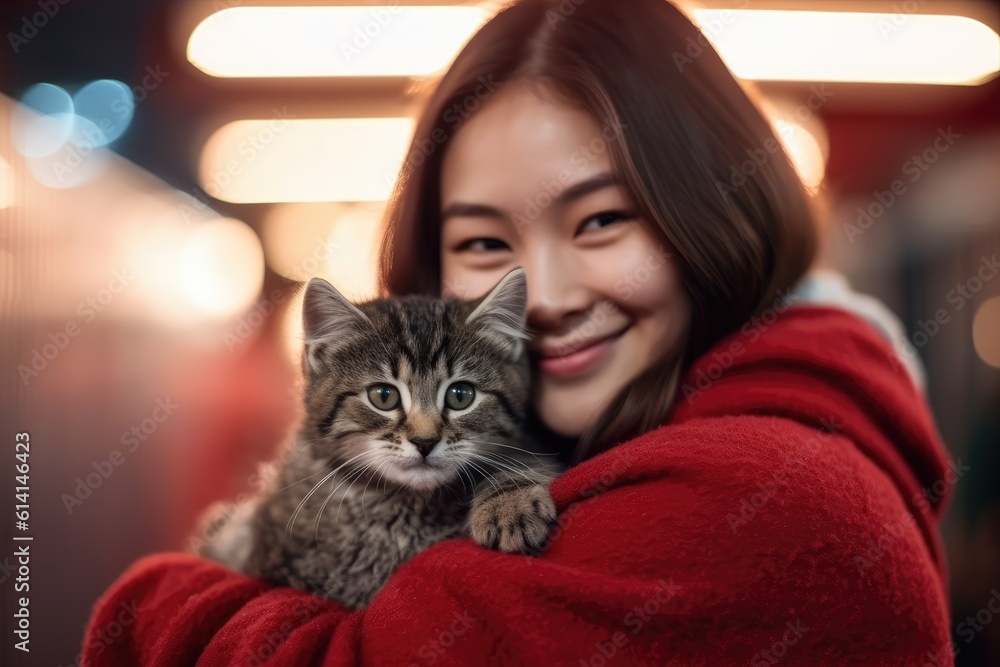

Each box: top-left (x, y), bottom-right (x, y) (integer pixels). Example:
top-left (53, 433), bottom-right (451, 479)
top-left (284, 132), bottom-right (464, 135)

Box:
top-left (84, 0), bottom-right (954, 664)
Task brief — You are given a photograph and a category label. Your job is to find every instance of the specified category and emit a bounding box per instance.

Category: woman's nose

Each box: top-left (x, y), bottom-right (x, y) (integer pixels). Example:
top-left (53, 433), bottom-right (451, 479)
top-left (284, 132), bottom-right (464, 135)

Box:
top-left (522, 244), bottom-right (591, 331)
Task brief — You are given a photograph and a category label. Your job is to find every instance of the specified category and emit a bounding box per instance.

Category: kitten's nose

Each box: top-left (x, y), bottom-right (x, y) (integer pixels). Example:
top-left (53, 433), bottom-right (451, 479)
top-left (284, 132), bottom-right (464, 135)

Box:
top-left (409, 435), bottom-right (440, 457)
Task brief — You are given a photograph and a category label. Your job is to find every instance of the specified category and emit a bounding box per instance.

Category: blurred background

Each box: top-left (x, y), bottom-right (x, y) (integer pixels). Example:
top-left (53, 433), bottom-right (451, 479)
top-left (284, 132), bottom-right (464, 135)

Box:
top-left (0, 0), bottom-right (998, 664)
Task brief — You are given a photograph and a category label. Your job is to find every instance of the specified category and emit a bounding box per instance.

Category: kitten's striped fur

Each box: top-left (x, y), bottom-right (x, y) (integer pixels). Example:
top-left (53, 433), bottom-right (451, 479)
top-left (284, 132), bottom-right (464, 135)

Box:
top-left (199, 269), bottom-right (560, 609)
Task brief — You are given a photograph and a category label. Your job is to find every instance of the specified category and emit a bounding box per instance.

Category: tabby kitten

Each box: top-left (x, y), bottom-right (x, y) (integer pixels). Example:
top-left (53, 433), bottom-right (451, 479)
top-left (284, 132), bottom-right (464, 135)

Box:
top-left (199, 268), bottom-right (560, 609)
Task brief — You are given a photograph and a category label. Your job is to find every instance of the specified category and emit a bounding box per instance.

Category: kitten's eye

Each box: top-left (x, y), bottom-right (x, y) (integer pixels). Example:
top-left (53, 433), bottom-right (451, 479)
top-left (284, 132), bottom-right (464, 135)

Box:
top-left (445, 382), bottom-right (476, 410)
top-left (367, 384), bottom-right (400, 411)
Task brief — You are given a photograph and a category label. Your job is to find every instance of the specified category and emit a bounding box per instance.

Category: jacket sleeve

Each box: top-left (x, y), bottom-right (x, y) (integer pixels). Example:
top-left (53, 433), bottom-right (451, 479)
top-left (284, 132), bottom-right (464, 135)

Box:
top-left (81, 413), bottom-right (953, 667)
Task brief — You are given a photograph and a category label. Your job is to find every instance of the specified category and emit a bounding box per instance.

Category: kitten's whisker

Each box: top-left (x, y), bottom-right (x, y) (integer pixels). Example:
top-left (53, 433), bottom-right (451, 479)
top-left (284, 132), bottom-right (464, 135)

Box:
top-left (455, 466), bottom-right (476, 499)
top-left (474, 450), bottom-right (535, 473)
top-left (447, 456), bottom-right (493, 492)
top-left (485, 451), bottom-right (559, 481)
top-left (467, 452), bottom-right (530, 482)
top-left (315, 462), bottom-right (372, 541)
top-left (277, 468), bottom-right (327, 493)
top-left (344, 459), bottom-right (380, 524)
top-left (286, 450), bottom-right (375, 542)
top-left (327, 459), bottom-right (378, 526)
top-left (361, 462), bottom-right (390, 521)
top-left (287, 467), bottom-right (338, 544)
top-left (293, 435), bottom-right (340, 450)
top-left (473, 440), bottom-right (558, 458)
top-left (464, 460), bottom-right (502, 495)
top-left (378, 464), bottom-right (392, 494)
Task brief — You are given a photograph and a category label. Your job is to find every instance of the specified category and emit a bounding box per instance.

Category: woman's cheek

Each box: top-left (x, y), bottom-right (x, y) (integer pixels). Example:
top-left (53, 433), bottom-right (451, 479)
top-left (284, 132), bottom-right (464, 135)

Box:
top-left (600, 237), bottom-right (677, 310)
top-left (441, 262), bottom-right (503, 300)
top-left (633, 253), bottom-right (683, 312)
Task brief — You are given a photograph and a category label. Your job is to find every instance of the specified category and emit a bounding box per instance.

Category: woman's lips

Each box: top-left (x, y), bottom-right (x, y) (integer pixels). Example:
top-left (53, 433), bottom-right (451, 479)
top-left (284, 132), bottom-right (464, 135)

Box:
top-left (534, 328), bottom-right (628, 379)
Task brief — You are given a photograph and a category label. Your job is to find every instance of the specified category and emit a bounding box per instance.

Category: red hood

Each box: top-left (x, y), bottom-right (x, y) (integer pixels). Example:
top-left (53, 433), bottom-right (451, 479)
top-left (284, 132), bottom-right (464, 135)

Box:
top-left (669, 304), bottom-right (952, 582)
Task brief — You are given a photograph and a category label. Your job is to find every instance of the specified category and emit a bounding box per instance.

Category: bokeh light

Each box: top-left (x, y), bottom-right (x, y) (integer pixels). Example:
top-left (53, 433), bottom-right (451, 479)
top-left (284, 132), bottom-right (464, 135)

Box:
top-left (199, 117), bottom-right (413, 203)
top-left (11, 83), bottom-right (75, 157)
top-left (188, 6), bottom-right (489, 78)
top-left (692, 10), bottom-right (1000, 85)
top-left (972, 296), bottom-right (1000, 368)
top-left (26, 114), bottom-right (111, 188)
top-left (178, 217), bottom-right (265, 317)
top-left (262, 201), bottom-right (383, 301)
top-left (773, 118), bottom-right (827, 190)
top-left (73, 79), bottom-right (134, 145)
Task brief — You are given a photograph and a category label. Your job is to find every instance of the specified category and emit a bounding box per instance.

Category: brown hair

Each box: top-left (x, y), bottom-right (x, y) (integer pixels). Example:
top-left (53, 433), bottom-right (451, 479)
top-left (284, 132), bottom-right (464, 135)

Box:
top-left (378, 0), bottom-right (818, 465)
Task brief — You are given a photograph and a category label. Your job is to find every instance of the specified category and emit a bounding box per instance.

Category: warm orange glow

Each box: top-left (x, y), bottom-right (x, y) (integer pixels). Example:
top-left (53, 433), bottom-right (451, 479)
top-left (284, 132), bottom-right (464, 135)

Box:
top-left (179, 217), bottom-right (265, 317)
top-left (199, 118), bottom-right (414, 204)
top-left (187, 6), bottom-right (489, 78)
top-left (773, 119), bottom-right (826, 190)
top-left (691, 9), bottom-right (1000, 85)
top-left (265, 201), bottom-right (384, 365)
top-left (755, 95), bottom-right (829, 191)
top-left (188, 5), bottom-right (1000, 85)
top-left (262, 201), bottom-right (383, 301)
top-left (973, 297), bottom-right (1000, 368)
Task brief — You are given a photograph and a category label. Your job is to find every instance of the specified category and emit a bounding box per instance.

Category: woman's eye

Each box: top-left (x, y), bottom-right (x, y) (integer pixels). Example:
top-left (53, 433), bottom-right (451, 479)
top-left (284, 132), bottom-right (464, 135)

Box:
top-left (455, 238), bottom-right (510, 253)
top-left (579, 210), bottom-right (633, 233)
top-left (444, 381), bottom-right (476, 410)
top-left (367, 384), bottom-right (400, 411)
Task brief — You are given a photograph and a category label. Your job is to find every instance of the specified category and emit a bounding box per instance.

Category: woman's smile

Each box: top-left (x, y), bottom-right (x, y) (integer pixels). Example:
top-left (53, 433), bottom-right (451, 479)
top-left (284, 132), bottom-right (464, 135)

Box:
top-left (530, 326), bottom-right (629, 380)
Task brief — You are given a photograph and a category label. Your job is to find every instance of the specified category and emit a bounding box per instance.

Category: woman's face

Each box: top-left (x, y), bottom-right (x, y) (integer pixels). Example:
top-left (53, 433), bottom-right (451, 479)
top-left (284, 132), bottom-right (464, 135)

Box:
top-left (440, 82), bottom-right (691, 438)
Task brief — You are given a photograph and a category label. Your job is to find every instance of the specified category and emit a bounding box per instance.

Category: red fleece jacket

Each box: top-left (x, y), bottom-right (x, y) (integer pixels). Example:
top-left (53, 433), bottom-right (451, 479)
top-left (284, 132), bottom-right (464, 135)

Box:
top-left (81, 306), bottom-right (954, 666)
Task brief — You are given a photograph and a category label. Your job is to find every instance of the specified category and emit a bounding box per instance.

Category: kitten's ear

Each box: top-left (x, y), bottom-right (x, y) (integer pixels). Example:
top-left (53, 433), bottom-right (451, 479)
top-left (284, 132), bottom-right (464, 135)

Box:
top-left (464, 268), bottom-right (529, 358)
top-left (302, 278), bottom-right (371, 372)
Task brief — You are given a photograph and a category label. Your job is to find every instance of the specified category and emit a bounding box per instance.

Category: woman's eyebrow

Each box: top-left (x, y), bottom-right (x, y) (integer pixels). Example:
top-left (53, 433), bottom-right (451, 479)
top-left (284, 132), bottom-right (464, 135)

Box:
top-left (440, 172), bottom-right (619, 222)
top-left (440, 202), bottom-right (506, 222)
top-left (558, 172), bottom-right (618, 205)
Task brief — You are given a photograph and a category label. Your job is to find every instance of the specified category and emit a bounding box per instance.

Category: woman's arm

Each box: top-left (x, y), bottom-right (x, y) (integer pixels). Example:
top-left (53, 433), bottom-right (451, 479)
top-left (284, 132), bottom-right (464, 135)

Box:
top-left (83, 417), bottom-right (951, 666)
top-left (82, 308), bottom-right (954, 666)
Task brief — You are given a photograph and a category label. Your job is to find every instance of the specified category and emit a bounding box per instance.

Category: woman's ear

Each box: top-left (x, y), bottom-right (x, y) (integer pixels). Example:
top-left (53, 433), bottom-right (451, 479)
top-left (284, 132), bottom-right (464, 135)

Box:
top-left (463, 268), bottom-right (529, 358)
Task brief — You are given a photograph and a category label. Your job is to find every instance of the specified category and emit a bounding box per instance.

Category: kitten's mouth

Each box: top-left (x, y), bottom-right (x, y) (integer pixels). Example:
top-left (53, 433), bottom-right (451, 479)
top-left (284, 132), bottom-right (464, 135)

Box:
top-left (383, 456), bottom-right (456, 491)
top-left (396, 457), bottom-right (438, 470)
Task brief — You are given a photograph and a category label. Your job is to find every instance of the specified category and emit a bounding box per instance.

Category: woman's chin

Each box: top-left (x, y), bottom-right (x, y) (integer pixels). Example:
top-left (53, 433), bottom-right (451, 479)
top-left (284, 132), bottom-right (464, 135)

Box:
top-left (533, 397), bottom-right (592, 438)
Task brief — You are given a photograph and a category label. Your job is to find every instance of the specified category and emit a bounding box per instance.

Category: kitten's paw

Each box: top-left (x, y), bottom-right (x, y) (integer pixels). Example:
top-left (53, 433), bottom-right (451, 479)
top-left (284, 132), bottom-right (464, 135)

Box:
top-left (470, 484), bottom-right (557, 555)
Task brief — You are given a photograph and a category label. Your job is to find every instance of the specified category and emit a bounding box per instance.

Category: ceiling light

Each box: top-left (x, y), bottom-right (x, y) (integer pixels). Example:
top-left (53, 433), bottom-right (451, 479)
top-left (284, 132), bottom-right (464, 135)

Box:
top-left (199, 117), bottom-right (413, 203)
top-left (691, 10), bottom-right (1000, 85)
top-left (188, 6), bottom-right (489, 78)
